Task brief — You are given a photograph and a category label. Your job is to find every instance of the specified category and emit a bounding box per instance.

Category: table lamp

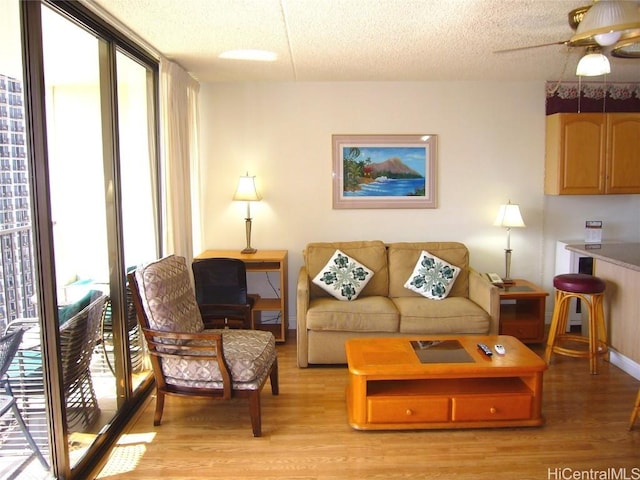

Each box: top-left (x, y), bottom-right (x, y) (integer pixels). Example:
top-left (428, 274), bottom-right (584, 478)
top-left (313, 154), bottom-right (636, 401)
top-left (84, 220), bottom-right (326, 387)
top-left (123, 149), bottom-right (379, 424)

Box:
top-left (493, 201), bottom-right (525, 285)
top-left (233, 172), bottom-right (261, 254)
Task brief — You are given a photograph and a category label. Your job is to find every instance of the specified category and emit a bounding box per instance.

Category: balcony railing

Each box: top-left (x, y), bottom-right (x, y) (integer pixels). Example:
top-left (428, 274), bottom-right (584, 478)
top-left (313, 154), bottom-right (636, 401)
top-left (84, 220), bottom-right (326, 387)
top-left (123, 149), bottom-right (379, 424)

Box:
top-left (0, 225), bottom-right (36, 334)
top-left (0, 226), bottom-right (149, 478)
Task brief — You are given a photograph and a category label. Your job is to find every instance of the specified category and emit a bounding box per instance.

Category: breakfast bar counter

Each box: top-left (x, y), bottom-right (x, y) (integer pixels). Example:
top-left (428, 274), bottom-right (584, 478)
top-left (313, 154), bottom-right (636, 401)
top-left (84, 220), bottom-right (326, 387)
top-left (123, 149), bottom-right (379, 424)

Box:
top-left (566, 243), bottom-right (640, 273)
top-left (565, 242), bottom-right (640, 372)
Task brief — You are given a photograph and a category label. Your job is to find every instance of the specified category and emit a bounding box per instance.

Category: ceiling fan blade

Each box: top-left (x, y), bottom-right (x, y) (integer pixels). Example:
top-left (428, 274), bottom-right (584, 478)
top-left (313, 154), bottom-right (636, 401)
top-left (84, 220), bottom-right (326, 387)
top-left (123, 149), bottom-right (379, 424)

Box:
top-left (494, 40), bottom-right (571, 54)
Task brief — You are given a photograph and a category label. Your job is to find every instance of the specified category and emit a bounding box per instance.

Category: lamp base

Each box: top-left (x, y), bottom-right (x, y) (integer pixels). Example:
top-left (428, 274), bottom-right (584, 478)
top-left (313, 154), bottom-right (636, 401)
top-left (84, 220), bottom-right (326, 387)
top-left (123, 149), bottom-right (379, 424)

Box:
top-left (241, 217), bottom-right (257, 255)
top-left (503, 248), bottom-right (514, 286)
top-left (501, 278), bottom-right (515, 286)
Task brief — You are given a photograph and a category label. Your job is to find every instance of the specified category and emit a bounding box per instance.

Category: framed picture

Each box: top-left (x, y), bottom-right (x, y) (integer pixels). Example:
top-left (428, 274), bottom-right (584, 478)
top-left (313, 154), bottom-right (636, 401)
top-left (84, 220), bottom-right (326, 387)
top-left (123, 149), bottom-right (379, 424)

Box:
top-left (332, 134), bottom-right (437, 209)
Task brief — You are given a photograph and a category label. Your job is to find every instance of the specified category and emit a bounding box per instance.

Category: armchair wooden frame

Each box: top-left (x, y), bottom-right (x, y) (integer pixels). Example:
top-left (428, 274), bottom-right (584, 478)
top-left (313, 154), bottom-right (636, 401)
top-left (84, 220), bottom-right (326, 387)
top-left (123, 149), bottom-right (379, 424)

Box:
top-left (127, 270), bottom-right (279, 437)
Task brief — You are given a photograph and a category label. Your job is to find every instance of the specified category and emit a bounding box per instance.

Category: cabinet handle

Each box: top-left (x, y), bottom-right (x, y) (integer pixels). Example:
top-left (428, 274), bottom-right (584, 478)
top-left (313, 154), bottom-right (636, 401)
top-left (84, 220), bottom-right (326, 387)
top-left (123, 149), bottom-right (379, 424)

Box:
top-left (489, 407), bottom-right (497, 414)
top-left (405, 409), bottom-right (413, 416)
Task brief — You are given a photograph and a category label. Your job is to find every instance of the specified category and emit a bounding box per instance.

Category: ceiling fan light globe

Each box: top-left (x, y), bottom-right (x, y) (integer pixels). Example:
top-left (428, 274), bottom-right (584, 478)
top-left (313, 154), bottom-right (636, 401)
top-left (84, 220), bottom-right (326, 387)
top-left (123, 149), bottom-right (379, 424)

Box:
top-left (612, 30), bottom-right (640, 58)
top-left (576, 52), bottom-right (611, 76)
top-left (570, 0), bottom-right (640, 46)
top-left (594, 30), bottom-right (622, 46)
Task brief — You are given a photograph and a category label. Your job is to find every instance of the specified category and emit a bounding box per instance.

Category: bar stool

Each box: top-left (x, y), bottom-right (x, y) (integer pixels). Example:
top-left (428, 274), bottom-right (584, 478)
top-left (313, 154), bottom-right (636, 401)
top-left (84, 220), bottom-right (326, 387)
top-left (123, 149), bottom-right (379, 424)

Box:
top-left (544, 273), bottom-right (608, 374)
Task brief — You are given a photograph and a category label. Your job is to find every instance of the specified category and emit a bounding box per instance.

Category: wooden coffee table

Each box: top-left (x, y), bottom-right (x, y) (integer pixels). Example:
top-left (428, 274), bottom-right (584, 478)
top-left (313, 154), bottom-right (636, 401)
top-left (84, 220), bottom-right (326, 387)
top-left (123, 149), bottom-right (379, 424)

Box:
top-left (345, 335), bottom-right (547, 430)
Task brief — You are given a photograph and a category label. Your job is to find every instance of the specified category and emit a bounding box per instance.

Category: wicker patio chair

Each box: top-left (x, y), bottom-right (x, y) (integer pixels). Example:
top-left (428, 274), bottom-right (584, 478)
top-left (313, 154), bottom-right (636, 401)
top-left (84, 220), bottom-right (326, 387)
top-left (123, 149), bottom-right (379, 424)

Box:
top-left (59, 294), bottom-right (108, 431)
top-left (0, 329), bottom-right (49, 469)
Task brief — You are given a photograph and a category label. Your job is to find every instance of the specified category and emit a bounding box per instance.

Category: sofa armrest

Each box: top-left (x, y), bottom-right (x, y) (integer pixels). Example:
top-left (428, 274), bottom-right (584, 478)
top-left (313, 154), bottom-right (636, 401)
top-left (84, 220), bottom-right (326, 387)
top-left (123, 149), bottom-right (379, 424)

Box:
top-left (468, 268), bottom-right (500, 335)
top-left (296, 266), bottom-right (310, 367)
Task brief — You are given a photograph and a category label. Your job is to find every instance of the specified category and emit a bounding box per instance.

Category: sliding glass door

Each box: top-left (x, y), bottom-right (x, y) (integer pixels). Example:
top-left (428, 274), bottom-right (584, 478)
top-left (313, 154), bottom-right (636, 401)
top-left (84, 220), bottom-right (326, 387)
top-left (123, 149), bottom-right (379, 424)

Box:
top-left (0, 1), bottom-right (160, 478)
top-left (41, 5), bottom-right (115, 466)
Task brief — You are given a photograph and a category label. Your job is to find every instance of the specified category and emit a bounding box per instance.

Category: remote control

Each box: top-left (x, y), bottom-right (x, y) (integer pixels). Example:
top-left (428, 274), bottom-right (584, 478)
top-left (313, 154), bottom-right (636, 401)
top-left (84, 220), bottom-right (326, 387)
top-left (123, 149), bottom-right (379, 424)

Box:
top-left (477, 343), bottom-right (493, 357)
top-left (494, 344), bottom-right (506, 355)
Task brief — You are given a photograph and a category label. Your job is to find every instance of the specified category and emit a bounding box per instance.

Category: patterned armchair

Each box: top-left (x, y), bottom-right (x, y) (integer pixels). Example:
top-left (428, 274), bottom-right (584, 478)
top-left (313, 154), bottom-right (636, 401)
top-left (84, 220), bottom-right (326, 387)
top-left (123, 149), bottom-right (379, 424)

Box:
top-left (127, 255), bottom-right (278, 437)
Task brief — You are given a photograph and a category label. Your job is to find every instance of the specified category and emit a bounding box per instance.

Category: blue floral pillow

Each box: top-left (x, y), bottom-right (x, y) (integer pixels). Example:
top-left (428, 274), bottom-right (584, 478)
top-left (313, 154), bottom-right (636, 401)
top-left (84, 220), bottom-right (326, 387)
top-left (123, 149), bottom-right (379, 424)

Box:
top-left (404, 250), bottom-right (460, 300)
top-left (312, 250), bottom-right (373, 301)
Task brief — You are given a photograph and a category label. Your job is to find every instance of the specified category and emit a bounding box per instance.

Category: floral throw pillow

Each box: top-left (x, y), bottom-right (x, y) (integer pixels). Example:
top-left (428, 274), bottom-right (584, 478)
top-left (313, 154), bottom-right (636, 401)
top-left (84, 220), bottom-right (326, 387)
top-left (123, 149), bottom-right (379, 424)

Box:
top-left (312, 249), bottom-right (373, 301)
top-left (404, 250), bottom-right (460, 300)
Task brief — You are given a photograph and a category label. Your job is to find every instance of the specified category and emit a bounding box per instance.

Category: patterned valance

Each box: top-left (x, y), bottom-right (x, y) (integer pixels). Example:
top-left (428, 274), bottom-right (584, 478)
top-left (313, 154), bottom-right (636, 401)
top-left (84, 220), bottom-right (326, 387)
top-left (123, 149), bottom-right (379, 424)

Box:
top-left (546, 81), bottom-right (640, 115)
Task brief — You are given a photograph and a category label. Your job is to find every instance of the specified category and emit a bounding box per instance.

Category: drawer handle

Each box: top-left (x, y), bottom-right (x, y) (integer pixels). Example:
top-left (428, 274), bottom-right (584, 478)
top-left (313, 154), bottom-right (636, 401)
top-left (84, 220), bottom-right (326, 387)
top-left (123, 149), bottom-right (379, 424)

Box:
top-left (489, 407), bottom-right (497, 414)
top-left (405, 409), bottom-right (413, 416)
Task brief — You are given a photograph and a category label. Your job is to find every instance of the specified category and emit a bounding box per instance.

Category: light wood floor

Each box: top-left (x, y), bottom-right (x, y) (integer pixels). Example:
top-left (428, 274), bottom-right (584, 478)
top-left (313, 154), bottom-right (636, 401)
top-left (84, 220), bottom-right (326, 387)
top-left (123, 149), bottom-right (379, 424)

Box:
top-left (96, 333), bottom-right (640, 480)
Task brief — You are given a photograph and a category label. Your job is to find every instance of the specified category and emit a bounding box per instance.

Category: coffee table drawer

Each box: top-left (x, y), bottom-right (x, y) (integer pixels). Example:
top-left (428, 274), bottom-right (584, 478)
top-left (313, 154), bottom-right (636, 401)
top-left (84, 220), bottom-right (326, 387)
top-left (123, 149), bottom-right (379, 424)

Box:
top-left (452, 394), bottom-right (532, 421)
top-left (367, 396), bottom-right (450, 423)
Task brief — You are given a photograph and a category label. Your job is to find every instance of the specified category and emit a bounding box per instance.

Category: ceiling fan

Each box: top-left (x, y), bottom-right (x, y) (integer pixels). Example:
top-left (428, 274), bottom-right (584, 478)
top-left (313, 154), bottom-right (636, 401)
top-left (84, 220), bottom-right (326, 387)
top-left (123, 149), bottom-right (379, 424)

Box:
top-left (494, 1), bottom-right (640, 60)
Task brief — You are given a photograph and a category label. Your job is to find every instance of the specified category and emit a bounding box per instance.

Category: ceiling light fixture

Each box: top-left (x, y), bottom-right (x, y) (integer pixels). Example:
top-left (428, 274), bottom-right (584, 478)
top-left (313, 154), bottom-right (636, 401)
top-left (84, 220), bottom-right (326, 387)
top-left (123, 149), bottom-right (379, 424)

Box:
top-left (570, 0), bottom-right (640, 47)
top-left (219, 49), bottom-right (278, 61)
top-left (576, 46), bottom-right (611, 76)
top-left (612, 29), bottom-right (640, 57)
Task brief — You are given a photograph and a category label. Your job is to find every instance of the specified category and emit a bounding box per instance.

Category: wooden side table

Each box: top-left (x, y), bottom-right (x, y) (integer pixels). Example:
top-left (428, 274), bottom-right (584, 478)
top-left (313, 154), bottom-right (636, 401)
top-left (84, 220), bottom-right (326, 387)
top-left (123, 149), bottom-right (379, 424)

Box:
top-left (194, 250), bottom-right (288, 343)
top-left (498, 279), bottom-right (548, 343)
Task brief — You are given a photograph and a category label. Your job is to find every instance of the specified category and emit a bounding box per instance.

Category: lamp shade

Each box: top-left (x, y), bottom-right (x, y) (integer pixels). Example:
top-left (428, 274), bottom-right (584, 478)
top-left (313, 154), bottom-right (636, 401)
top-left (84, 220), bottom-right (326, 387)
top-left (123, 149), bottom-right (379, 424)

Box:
top-left (576, 49), bottom-right (611, 76)
top-left (570, 0), bottom-right (640, 47)
top-left (233, 174), bottom-right (261, 202)
top-left (494, 202), bottom-right (525, 228)
top-left (612, 30), bottom-right (640, 58)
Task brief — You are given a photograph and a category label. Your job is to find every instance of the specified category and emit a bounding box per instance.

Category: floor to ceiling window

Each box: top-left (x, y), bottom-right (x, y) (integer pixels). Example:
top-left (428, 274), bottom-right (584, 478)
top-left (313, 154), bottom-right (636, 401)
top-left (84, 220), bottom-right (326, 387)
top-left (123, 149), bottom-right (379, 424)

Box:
top-left (0, 1), bottom-right (161, 478)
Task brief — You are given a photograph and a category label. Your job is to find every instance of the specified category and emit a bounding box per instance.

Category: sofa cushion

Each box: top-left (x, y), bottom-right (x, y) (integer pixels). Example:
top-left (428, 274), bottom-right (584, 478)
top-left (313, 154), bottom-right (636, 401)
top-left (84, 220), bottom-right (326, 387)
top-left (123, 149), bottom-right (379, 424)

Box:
top-left (312, 249), bottom-right (373, 301)
top-left (393, 297), bottom-right (490, 334)
top-left (306, 296), bottom-right (399, 332)
top-left (305, 241), bottom-right (389, 298)
top-left (388, 242), bottom-right (469, 298)
top-left (404, 250), bottom-right (461, 300)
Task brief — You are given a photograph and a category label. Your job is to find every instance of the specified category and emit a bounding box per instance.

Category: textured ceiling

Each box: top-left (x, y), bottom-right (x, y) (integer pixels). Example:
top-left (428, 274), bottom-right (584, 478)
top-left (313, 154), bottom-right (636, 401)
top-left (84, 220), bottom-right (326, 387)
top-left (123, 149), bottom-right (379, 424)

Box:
top-left (87, 0), bottom-right (640, 83)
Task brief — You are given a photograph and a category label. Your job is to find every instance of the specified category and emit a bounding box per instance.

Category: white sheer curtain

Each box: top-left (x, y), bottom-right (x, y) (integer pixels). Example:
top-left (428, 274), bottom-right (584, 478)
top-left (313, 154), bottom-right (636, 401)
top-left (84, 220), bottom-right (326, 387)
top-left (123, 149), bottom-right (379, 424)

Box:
top-left (159, 58), bottom-right (200, 264)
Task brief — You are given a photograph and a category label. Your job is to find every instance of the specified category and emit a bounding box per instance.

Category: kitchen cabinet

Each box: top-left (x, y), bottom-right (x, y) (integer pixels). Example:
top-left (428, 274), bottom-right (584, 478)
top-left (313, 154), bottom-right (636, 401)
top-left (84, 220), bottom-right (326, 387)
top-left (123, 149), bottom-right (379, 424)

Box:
top-left (544, 113), bottom-right (640, 195)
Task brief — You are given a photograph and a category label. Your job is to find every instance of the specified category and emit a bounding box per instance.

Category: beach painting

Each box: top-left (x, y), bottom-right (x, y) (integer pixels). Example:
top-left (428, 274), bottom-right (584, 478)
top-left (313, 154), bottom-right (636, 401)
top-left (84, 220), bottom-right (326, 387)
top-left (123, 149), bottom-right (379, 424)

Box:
top-left (332, 134), bottom-right (437, 209)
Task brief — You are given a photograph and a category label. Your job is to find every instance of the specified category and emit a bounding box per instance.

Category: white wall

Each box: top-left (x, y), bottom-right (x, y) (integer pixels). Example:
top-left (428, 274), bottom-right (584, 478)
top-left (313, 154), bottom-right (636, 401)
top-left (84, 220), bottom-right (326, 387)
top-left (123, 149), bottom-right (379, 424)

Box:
top-left (198, 81), bottom-right (640, 326)
top-left (542, 194), bottom-right (640, 295)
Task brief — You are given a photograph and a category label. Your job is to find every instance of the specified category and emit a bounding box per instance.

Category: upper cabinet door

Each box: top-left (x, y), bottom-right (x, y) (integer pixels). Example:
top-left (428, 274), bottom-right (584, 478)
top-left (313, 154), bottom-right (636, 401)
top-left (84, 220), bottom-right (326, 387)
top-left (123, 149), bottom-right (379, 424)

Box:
top-left (545, 113), bottom-right (606, 195)
top-left (606, 114), bottom-right (640, 194)
top-left (545, 113), bottom-right (640, 196)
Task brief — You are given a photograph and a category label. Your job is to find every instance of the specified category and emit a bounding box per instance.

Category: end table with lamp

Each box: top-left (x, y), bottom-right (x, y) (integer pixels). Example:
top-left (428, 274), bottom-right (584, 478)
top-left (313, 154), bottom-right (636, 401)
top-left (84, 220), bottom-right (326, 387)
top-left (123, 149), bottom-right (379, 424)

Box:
top-left (498, 279), bottom-right (548, 344)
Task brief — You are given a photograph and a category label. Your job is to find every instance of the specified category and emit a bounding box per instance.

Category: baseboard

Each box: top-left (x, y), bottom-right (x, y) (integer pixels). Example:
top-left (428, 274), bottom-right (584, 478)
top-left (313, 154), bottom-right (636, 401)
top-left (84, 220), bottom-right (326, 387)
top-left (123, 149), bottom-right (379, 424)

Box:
top-left (609, 349), bottom-right (640, 381)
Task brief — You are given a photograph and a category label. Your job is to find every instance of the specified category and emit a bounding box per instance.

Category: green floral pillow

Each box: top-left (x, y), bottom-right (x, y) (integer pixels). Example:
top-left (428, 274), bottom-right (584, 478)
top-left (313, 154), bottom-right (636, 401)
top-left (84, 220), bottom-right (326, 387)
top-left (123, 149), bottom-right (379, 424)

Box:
top-left (404, 250), bottom-right (460, 300)
top-left (312, 249), bottom-right (373, 301)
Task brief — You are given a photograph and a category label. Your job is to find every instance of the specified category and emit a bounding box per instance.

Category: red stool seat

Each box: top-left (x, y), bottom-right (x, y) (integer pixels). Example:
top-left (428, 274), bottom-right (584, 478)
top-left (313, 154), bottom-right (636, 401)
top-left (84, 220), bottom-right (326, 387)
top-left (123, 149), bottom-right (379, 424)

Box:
top-left (553, 273), bottom-right (605, 294)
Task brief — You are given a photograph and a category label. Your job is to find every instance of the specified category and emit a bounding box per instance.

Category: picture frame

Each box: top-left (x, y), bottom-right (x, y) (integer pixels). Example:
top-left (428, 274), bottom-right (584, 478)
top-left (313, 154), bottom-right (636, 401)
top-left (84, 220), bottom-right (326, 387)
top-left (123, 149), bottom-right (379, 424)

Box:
top-left (332, 134), bottom-right (437, 209)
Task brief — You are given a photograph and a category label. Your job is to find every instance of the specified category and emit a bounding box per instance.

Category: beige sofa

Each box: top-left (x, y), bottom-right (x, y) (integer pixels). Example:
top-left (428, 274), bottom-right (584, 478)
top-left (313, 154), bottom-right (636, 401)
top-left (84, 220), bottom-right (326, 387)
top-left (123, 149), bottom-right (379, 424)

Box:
top-left (296, 240), bottom-right (500, 367)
